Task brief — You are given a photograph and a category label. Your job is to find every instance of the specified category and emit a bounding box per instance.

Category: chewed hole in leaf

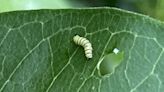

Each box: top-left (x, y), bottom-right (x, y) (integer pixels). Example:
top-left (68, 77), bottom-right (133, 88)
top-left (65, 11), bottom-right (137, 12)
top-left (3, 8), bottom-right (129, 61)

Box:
top-left (97, 48), bottom-right (124, 76)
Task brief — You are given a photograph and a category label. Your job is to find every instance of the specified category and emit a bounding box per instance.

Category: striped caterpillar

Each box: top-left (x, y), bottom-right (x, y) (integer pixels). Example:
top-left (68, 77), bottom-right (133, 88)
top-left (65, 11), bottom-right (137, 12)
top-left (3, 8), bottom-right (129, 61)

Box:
top-left (73, 35), bottom-right (93, 59)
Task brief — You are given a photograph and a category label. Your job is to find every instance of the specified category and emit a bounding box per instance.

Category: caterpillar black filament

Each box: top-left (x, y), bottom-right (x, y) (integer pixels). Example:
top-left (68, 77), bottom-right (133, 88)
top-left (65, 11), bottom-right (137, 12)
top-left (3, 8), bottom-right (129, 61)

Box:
top-left (73, 35), bottom-right (93, 59)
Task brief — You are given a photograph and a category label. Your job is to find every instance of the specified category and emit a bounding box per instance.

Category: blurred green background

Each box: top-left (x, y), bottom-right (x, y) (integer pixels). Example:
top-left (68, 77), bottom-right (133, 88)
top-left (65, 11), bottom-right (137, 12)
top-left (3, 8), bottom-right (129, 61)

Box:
top-left (0, 0), bottom-right (164, 21)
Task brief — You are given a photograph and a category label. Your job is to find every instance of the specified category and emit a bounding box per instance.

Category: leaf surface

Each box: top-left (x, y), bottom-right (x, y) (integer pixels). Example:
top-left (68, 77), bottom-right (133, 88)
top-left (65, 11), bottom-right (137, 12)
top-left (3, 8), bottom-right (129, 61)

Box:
top-left (0, 8), bottom-right (164, 92)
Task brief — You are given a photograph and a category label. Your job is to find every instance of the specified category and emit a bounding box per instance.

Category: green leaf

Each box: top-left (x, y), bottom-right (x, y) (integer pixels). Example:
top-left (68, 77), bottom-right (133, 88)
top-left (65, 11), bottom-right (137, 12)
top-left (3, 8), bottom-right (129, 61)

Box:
top-left (99, 51), bottom-right (124, 76)
top-left (0, 8), bottom-right (164, 92)
top-left (0, 0), bottom-right (73, 13)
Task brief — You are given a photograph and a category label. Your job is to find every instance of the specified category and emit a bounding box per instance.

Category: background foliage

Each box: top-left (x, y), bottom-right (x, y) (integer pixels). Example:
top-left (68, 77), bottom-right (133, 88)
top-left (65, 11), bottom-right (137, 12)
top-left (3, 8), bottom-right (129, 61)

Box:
top-left (0, 0), bottom-right (164, 21)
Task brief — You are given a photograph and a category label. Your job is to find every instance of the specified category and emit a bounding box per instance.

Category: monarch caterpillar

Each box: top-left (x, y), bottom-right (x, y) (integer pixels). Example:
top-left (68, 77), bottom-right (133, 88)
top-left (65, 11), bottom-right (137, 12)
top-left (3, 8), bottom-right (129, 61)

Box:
top-left (73, 35), bottom-right (93, 59)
